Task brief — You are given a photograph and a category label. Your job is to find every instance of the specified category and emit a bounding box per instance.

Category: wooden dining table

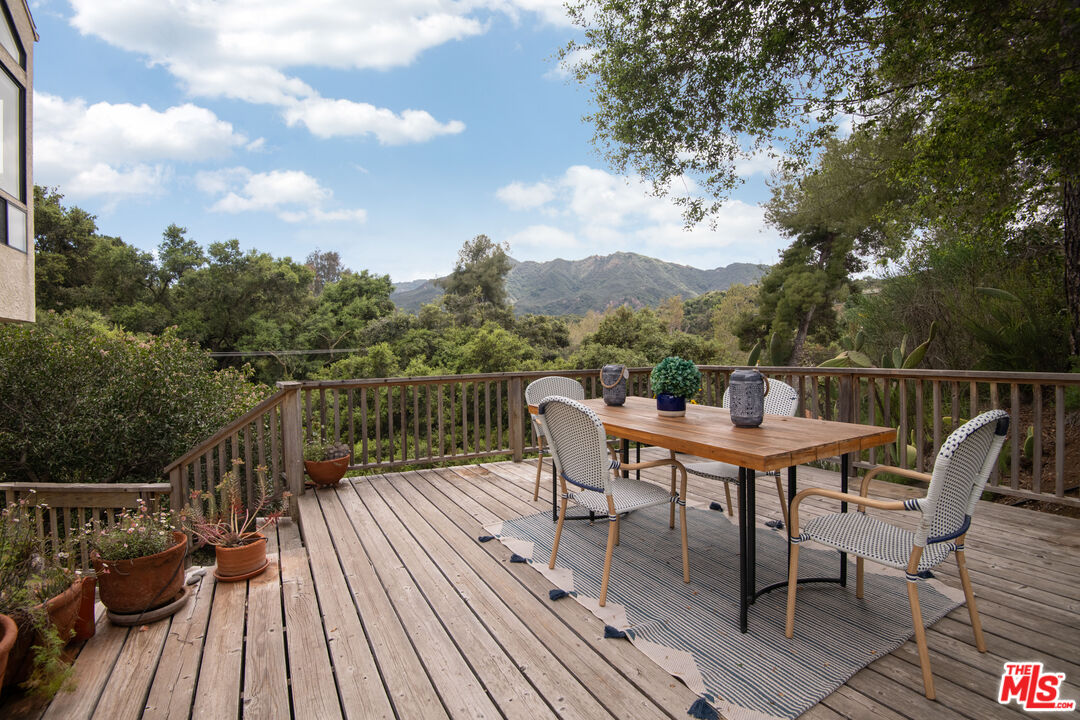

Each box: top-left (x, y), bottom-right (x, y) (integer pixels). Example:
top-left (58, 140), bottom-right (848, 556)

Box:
top-left (542, 396), bottom-right (897, 632)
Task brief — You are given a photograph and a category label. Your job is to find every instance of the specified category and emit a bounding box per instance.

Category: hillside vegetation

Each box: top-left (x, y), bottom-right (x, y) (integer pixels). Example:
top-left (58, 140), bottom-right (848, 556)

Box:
top-left (392, 252), bottom-right (764, 314)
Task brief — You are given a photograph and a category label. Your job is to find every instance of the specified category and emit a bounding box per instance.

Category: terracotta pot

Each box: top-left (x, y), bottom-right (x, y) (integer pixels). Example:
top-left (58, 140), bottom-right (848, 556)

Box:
top-left (3, 578), bottom-right (84, 687)
top-left (304, 455), bottom-right (350, 485)
top-left (74, 576), bottom-right (97, 641)
top-left (214, 533), bottom-right (268, 581)
top-left (92, 531), bottom-right (188, 614)
top-left (0, 613), bottom-right (16, 691)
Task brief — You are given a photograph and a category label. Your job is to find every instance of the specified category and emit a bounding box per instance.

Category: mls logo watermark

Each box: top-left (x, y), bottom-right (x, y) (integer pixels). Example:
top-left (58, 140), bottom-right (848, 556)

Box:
top-left (998, 662), bottom-right (1076, 712)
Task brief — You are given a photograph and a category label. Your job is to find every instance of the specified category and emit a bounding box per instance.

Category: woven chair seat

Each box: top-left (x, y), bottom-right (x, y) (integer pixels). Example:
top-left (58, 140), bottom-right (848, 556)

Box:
top-left (685, 461), bottom-right (780, 481)
top-left (568, 478), bottom-right (672, 516)
top-left (798, 512), bottom-right (954, 572)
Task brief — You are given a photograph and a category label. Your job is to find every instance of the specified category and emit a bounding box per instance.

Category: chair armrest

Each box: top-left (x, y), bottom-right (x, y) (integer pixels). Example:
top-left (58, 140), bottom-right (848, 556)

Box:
top-left (615, 457), bottom-right (688, 499)
top-left (788, 487), bottom-right (911, 537)
top-left (860, 465), bottom-right (931, 498)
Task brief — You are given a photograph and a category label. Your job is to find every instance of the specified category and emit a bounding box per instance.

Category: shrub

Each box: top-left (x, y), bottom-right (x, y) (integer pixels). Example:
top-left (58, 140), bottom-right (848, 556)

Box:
top-left (0, 311), bottom-right (267, 484)
top-left (649, 356), bottom-right (702, 399)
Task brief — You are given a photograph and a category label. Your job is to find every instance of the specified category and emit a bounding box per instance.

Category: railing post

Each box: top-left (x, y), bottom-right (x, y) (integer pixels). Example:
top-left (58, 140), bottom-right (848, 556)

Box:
top-left (509, 376), bottom-right (524, 462)
top-left (838, 374), bottom-right (853, 423)
top-left (169, 467), bottom-right (183, 511)
top-left (279, 381), bottom-right (305, 520)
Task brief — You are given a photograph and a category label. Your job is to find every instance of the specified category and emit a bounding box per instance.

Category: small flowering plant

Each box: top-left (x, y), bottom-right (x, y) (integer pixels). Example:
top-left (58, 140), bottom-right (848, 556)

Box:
top-left (0, 491), bottom-right (78, 697)
top-left (91, 500), bottom-right (178, 563)
top-left (183, 459), bottom-right (289, 549)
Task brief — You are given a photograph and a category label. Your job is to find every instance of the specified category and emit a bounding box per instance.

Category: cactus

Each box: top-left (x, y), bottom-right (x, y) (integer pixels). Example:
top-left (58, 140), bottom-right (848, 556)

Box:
top-left (747, 331), bottom-right (792, 366)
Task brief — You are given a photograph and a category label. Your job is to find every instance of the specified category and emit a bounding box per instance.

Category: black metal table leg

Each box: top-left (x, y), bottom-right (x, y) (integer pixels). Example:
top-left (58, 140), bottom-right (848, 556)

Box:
top-left (621, 438), bottom-right (630, 478)
top-left (747, 468), bottom-right (757, 605)
top-left (840, 453), bottom-right (848, 587)
top-left (738, 466), bottom-right (748, 633)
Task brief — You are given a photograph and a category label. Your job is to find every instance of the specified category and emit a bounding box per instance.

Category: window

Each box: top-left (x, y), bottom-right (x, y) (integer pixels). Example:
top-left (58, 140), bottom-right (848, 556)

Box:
top-left (6, 199), bottom-right (23, 251)
top-left (0, 6), bottom-right (22, 67)
top-left (0, 67), bottom-right (21, 201)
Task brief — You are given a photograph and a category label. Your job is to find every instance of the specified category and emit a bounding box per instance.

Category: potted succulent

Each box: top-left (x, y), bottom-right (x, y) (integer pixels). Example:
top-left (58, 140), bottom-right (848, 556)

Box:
top-left (303, 438), bottom-right (351, 486)
top-left (650, 356), bottom-right (702, 417)
top-left (90, 502), bottom-right (188, 618)
top-left (183, 460), bottom-right (289, 582)
top-left (0, 493), bottom-right (81, 697)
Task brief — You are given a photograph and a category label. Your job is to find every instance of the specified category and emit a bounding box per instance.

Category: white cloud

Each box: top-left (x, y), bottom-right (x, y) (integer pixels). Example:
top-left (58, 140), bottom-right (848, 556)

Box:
top-left (544, 46), bottom-right (595, 80)
top-left (198, 167), bottom-right (366, 224)
top-left (34, 91), bottom-right (248, 200)
top-left (66, 1), bottom-right (497, 143)
top-left (498, 165), bottom-right (786, 267)
top-left (283, 98), bottom-right (465, 144)
top-left (735, 148), bottom-right (782, 178)
top-left (495, 181), bottom-right (555, 210)
top-left (506, 224), bottom-right (578, 249)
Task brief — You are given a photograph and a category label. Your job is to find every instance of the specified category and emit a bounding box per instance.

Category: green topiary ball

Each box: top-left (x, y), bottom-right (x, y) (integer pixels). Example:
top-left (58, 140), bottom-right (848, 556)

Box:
top-left (650, 356), bottom-right (702, 399)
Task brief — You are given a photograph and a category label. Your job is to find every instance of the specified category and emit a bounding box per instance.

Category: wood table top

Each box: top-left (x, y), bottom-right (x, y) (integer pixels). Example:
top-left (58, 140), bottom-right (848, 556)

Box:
top-left (533, 396), bottom-right (896, 472)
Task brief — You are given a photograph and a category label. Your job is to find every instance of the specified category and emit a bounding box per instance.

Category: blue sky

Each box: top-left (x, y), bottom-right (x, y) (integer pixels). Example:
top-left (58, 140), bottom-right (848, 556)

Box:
top-left (30, 0), bottom-right (786, 283)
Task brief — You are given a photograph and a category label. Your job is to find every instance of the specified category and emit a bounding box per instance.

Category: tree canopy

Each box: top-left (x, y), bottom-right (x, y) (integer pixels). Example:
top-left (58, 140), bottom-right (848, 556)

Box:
top-left (566, 0), bottom-right (1080, 351)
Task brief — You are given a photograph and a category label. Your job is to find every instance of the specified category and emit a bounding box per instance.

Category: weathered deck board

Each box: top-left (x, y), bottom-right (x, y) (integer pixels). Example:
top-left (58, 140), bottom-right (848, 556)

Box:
top-left (3, 457), bottom-right (1077, 720)
top-left (242, 530), bottom-right (289, 719)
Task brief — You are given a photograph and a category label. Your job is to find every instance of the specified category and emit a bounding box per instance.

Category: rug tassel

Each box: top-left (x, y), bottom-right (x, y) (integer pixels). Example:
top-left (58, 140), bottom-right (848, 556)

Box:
top-left (708, 501), bottom-right (723, 511)
top-left (549, 589), bottom-right (569, 600)
top-left (604, 625), bottom-right (627, 639)
top-left (477, 535), bottom-right (495, 542)
top-left (509, 553), bottom-right (528, 563)
top-left (687, 697), bottom-right (719, 719)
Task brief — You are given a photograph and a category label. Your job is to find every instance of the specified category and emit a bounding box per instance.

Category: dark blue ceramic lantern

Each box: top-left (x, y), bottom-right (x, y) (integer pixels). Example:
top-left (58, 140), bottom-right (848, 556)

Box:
top-left (728, 368), bottom-right (769, 427)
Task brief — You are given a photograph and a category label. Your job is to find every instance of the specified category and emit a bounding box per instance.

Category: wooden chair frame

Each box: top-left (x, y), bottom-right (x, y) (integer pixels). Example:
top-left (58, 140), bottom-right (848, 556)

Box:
top-left (784, 465), bottom-right (987, 700)
top-left (550, 454), bottom-right (690, 607)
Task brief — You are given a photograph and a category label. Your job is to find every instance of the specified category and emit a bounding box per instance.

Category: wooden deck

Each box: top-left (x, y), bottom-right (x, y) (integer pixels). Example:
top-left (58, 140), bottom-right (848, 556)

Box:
top-left (4, 452), bottom-right (1079, 719)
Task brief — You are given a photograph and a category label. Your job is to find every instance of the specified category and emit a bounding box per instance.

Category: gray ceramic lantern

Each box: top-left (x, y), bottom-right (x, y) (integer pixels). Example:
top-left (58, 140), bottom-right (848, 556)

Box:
top-left (728, 369), bottom-right (770, 427)
top-left (600, 364), bottom-right (629, 405)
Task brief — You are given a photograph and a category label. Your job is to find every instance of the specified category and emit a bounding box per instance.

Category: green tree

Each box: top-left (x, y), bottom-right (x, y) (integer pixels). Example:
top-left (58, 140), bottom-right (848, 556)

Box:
top-left (455, 322), bottom-right (539, 373)
top-left (305, 248), bottom-right (346, 296)
top-left (437, 235), bottom-right (514, 324)
top-left (566, 0), bottom-right (1080, 351)
top-left (302, 270), bottom-right (395, 358)
top-left (173, 239), bottom-right (313, 354)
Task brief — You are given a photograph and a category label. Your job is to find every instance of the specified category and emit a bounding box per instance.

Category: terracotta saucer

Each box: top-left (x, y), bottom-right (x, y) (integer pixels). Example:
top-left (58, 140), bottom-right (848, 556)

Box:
top-left (106, 584), bottom-right (192, 626)
top-left (214, 557), bottom-right (271, 582)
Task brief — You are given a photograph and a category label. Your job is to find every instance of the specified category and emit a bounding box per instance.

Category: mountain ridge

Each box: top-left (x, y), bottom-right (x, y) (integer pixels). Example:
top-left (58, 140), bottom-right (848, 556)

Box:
top-left (391, 251), bottom-right (766, 315)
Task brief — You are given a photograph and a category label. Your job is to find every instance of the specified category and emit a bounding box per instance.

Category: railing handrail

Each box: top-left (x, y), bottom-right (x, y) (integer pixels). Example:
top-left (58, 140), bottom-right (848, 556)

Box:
top-left (0, 482), bottom-right (171, 493)
top-left (163, 389), bottom-right (288, 474)
top-left (288, 366), bottom-right (1080, 390)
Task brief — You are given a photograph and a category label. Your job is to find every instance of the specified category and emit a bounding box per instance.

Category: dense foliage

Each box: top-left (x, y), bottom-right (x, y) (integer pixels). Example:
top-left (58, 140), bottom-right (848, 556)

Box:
top-left (565, 0), bottom-right (1080, 358)
top-left (0, 311), bottom-right (266, 484)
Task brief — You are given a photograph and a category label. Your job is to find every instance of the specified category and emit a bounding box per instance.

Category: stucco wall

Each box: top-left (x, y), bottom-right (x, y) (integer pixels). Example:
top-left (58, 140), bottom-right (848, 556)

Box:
top-left (0, 243), bottom-right (33, 322)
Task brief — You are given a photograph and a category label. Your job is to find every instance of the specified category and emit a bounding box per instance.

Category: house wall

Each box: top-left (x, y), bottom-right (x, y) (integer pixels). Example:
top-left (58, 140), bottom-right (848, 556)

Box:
top-left (0, 0), bottom-right (33, 323)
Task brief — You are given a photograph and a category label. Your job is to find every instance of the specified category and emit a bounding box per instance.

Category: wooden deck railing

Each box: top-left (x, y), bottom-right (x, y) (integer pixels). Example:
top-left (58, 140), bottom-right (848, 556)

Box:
top-left (163, 388), bottom-right (295, 516)
top-left (6, 365), bottom-right (1074, 572)
top-left (282, 367), bottom-right (1079, 508)
top-left (0, 481), bottom-right (171, 568)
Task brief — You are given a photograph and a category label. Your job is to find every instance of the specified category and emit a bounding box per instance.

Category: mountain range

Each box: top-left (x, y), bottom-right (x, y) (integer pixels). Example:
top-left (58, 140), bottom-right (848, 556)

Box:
top-left (391, 252), bottom-right (767, 316)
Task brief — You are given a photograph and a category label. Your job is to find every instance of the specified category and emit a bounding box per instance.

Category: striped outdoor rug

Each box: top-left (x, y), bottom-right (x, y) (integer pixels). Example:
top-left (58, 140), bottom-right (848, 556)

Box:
top-left (489, 503), bottom-right (964, 720)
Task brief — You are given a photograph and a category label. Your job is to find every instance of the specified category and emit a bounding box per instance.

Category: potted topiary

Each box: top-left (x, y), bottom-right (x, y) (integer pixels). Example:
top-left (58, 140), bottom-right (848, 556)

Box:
top-left (650, 356), bottom-right (703, 417)
top-left (90, 501), bottom-right (189, 621)
top-left (183, 460), bottom-right (289, 582)
top-left (303, 438), bottom-right (351, 486)
top-left (0, 493), bottom-right (82, 697)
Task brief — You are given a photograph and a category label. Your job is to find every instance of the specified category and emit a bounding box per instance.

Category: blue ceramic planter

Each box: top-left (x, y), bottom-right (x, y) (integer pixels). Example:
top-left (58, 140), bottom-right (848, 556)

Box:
top-left (656, 393), bottom-right (686, 417)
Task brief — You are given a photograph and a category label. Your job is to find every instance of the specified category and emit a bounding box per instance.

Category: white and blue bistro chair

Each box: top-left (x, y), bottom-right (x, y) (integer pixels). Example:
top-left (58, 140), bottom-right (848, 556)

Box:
top-left (784, 409), bottom-right (1010, 700)
top-left (681, 378), bottom-right (800, 524)
top-left (526, 376), bottom-right (587, 501)
top-left (540, 396), bottom-right (691, 607)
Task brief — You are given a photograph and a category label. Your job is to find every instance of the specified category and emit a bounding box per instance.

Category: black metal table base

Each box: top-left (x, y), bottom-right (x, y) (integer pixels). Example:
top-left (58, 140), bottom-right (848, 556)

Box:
top-left (738, 455), bottom-right (850, 632)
